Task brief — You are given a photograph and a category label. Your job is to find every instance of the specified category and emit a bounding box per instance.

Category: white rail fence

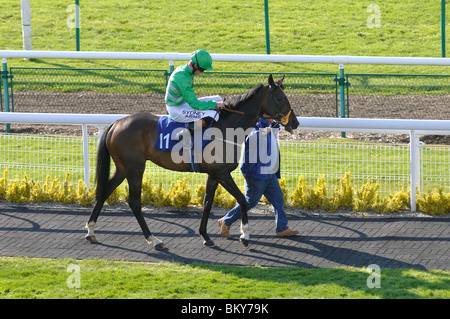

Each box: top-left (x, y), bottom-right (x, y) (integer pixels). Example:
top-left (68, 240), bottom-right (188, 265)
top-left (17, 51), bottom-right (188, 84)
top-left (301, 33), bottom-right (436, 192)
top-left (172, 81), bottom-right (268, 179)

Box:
top-left (2, 50), bottom-right (450, 65)
top-left (1, 50), bottom-right (450, 212)
top-left (1, 112), bottom-right (450, 211)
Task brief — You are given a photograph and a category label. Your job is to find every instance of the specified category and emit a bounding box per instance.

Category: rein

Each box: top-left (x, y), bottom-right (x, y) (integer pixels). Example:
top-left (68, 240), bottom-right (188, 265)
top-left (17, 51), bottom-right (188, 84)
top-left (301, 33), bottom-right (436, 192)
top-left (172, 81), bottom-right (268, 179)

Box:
top-left (221, 105), bottom-right (292, 126)
top-left (221, 106), bottom-right (246, 115)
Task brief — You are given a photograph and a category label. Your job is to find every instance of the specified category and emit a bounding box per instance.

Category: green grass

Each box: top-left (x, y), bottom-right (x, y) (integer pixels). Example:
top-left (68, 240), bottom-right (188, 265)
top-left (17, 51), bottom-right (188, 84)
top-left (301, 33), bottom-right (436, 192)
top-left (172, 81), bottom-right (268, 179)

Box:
top-left (9, 67), bottom-right (169, 94)
top-left (347, 73), bottom-right (450, 96)
top-left (0, 134), bottom-right (91, 183)
top-left (1, 0), bottom-right (449, 75)
top-left (1, 257), bottom-right (449, 299)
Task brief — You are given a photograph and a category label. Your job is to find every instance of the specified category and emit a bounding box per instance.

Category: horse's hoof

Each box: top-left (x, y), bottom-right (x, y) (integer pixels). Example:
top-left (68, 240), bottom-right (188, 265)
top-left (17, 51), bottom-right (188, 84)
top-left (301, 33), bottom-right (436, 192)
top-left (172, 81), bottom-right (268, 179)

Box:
top-left (203, 239), bottom-right (215, 247)
top-left (240, 238), bottom-right (249, 247)
top-left (154, 243), bottom-right (166, 250)
top-left (85, 235), bottom-right (97, 243)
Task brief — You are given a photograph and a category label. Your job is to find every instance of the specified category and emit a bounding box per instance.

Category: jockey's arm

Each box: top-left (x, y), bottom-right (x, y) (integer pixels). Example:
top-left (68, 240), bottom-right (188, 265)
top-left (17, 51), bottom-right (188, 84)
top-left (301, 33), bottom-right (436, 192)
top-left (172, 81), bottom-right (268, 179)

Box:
top-left (178, 80), bottom-right (217, 111)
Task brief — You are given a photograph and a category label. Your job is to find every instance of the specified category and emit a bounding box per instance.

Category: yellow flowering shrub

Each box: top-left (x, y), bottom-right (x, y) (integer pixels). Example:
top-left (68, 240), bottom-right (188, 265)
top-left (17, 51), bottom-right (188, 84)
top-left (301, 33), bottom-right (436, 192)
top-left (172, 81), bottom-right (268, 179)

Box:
top-left (191, 184), bottom-right (205, 206)
top-left (213, 185), bottom-right (236, 209)
top-left (141, 177), bottom-right (155, 205)
top-left (6, 174), bottom-right (31, 203)
top-left (105, 186), bottom-right (122, 205)
top-left (168, 178), bottom-right (191, 208)
top-left (76, 180), bottom-right (95, 206)
top-left (153, 182), bottom-right (171, 207)
top-left (417, 188), bottom-right (450, 215)
top-left (191, 183), bottom-right (237, 209)
top-left (1, 169), bottom-right (449, 215)
top-left (56, 173), bottom-right (77, 204)
top-left (353, 179), bottom-right (379, 212)
top-left (0, 168), bottom-right (8, 200)
top-left (335, 172), bottom-right (353, 208)
top-left (290, 174), bottom-right (334, 211)
top-left (290, 175), bottom-right (308, 208)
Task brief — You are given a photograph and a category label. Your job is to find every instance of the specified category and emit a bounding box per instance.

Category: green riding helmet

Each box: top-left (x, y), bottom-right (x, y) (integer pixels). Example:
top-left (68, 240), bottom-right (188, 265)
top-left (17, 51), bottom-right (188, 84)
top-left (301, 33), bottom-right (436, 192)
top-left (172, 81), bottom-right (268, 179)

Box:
top-left (191, 49), bottom-right (213, 70)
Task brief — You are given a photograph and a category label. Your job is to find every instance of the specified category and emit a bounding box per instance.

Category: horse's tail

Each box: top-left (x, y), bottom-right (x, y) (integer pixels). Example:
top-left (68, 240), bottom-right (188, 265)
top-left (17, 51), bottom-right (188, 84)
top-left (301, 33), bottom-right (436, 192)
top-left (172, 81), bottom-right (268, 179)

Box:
top-left (95, 124), bottom-right (113, 201)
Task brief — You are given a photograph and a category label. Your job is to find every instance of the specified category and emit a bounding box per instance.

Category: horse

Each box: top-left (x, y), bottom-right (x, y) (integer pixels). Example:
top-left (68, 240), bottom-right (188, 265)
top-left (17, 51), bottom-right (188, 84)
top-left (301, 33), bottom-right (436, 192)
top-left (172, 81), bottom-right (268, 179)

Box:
top-left (85, 74), bottom-right (299, 249)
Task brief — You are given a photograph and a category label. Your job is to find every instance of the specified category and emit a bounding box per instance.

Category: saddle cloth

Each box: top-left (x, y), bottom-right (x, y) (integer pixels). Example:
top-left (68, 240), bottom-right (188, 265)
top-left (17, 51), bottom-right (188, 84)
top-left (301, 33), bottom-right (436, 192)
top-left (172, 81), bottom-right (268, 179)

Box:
top-left (155, 116), bottom-right (211, 152)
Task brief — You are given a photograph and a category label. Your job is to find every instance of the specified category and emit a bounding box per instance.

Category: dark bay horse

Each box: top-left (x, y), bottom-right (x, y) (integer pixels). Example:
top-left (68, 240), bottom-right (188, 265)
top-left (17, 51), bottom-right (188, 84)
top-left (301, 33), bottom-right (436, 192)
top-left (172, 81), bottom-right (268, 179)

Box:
top-left (85, 74), bottom-right (299, 249)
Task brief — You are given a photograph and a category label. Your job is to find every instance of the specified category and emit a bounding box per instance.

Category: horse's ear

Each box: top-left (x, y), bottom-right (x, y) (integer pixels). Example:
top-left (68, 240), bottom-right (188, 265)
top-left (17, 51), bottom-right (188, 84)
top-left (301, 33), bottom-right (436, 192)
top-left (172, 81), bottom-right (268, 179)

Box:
top-left (276, 76), bottom-right (285, 90)
top-left (268, 74), bottom-right (276, 90)
top-left (276, 75), bottom-right (285, 85)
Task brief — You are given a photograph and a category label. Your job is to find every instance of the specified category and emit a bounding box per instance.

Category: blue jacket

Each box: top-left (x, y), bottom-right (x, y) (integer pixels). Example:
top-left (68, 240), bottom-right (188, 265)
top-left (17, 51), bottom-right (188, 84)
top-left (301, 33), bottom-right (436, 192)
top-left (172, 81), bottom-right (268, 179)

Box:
top-left (240, 118), bottom-right (281, 180)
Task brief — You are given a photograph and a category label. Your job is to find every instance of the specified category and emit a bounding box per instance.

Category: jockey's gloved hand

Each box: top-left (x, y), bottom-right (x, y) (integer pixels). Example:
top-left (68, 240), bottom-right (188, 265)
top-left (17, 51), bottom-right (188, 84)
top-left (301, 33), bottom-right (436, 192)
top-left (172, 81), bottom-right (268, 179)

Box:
top-left (216, 100), bottom-right (225, 109)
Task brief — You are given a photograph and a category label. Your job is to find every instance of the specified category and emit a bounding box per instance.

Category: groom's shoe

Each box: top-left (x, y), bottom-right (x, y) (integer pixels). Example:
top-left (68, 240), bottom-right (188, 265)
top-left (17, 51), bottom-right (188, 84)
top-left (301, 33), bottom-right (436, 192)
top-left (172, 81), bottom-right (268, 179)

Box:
top-left (276, 228), bottom-right (299, 237)
top-left (218, 218), bottom-right (231, 239)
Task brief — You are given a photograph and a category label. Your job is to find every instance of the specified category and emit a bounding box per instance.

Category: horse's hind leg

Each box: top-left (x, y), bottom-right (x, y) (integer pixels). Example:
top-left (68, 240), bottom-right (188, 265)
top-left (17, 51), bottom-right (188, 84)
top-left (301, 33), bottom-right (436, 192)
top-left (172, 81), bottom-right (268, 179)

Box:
top-left (127, 168), bottom-right (165, 250)
top-left (85, 170), bottom-right (125, 242)
top-left (199, 175), bottom-right (218, 247)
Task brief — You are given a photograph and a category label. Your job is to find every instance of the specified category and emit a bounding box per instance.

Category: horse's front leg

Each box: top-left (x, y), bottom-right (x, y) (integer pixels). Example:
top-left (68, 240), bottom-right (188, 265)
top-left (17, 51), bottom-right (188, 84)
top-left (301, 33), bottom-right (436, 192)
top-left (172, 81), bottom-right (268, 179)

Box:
top-left (219, 173), bottom-right (249, 247)
top-left (200, 175), bottom-right (218, 247)
top-left (237, 194), bottom-right (249, 247)
top-left (240, 217), bottom-right (250, 246)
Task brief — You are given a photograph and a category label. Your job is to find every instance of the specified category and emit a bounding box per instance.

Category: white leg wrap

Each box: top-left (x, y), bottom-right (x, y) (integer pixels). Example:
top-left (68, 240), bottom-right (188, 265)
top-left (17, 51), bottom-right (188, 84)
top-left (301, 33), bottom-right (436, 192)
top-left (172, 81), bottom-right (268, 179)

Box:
top-left (240, 223), bottom-right (250, 241)
top-left (147, 235), bottom-right (164, 247)
top-left (85, 222), bottom-right (95, 237)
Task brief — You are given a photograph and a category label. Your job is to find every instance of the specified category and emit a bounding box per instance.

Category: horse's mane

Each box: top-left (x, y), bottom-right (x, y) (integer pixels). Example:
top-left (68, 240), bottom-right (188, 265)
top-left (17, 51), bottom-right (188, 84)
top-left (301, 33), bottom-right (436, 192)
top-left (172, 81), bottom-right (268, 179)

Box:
top-left (224, 83), bottom-right (264, 110)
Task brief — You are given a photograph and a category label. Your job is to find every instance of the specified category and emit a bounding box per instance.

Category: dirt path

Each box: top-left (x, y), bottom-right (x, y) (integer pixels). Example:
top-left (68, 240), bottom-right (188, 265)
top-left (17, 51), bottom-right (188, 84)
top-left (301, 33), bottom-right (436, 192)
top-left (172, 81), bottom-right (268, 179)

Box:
top-left (4, 91), bottom-right (450, 144)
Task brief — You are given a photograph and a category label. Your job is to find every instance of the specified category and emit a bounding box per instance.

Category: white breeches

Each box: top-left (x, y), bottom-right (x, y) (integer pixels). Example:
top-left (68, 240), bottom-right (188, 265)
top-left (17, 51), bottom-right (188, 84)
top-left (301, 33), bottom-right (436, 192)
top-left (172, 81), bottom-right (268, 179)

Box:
top-left (166, 95), bottom-right (222, 123)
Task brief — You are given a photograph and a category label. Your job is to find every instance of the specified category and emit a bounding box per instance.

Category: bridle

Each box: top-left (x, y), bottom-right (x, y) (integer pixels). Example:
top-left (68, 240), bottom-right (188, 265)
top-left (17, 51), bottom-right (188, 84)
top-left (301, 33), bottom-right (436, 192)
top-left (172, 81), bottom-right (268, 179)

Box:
top-left (261, 108), bottom-right (292, 126)
top-left (221, 87), bottom-right (293, 126)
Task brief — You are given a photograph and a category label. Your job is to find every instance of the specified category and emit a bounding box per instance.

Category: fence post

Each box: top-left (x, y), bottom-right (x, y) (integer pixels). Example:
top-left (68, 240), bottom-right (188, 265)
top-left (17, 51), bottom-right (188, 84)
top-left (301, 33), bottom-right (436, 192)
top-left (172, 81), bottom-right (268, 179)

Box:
top-left (2, 58), bottom-right (10, 133)
top-left (339, 64), bottom-right (346, 137)
top-left (442, 0), bottom-right (446, 57)
top-left (21, 0), bottom-right (32, 53)
top-left (82, 124), bottom-right (90, 188)
top-left (409, 130), bottom-right (421, 211)
top-left (264, 0), bottom-right (271, 54)
top-left (75, 0), bottom-right (80, 51)
top-left (165, 60), bottom-right (175, 88)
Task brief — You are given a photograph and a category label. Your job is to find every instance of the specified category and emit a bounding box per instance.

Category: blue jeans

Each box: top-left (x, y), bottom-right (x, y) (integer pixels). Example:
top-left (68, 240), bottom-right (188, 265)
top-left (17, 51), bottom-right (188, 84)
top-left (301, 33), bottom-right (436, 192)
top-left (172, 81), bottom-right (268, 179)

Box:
top-left (221, 174), bottom-right (289, 233)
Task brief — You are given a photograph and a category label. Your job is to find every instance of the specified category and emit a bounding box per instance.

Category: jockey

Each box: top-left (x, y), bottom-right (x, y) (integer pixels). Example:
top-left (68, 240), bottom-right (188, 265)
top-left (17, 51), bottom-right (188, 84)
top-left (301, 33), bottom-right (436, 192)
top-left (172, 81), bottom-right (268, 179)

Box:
top-left (165, 49), bottom-right (224, 146)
